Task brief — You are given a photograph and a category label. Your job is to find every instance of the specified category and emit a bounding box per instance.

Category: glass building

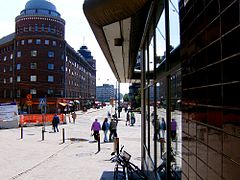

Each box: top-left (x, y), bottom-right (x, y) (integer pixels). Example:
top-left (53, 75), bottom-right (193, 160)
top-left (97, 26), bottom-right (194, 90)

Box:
top-left (96, 84), bottom-right (114, 102)
top-left (84, 0), bottom-right (240, 179)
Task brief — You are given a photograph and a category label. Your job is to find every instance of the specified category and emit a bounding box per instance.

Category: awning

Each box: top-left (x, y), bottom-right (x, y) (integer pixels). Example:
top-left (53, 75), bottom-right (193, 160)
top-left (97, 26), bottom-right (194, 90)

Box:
top-left (58, 102), bottom-right (67, 106)
top-left (83, 0), bottom-right (152, 83)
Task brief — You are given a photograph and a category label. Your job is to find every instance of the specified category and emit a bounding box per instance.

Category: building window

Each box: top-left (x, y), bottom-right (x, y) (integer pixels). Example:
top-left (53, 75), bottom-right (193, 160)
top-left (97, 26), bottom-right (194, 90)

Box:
top-left (48, 63), bottom-right (54, 70)
top-left (17, 51), bottom-right (21, 58)
top-left (30, 89), bottom-right (37, 95)
top-left (28, 39), bottom-right (32, 44)
top-left (3, 78), bottom-right (6, 84)
top-left (17, 76), bottom-right (21, 82)
top-left (41, 24), bottom-right (45, 32)
top-left (30, 75), bottom-right (37, 82)
top-left (52, 40), bottom-right (56, 46)
top-left (16, 90), bottom-right (21, 98)
top-left (45, 40), bottom-right (49, 45)
top-left (35, 24), bottom-right (38, 32)
top-left (30, 63), bottom-right (37, 69)
top-left (16, 64), bottom-right (21, 70)
top-left (10, 54), bottom-right (13, 59)
top-left (3, 90), bottom-right (6, 98)
top-left (48, 51), bottom-right (54, 58)
top-left (48, 89), bottom-right (53, 95)
top-left (3, 67), bottom-right (6, 72)
top-left (48, 75), bottom-right (54, 82)
top-left (9, 66), bottom-right (12, 71)
top-left (9, 77), bottom-right (13, 83)
top-left (4, 56), bottom-right (7, 61)
top-left (31, 50), bottom-right (37, 57)
top-left (36, 39), bottom-right (41, 44)
top-left (21, 40), bottom-right (25, 45)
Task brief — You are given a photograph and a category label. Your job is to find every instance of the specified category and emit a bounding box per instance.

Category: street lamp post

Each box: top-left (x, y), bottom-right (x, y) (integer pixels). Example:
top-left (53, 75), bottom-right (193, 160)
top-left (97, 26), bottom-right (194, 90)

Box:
top-left (118, 82), bottom-right (120, 118)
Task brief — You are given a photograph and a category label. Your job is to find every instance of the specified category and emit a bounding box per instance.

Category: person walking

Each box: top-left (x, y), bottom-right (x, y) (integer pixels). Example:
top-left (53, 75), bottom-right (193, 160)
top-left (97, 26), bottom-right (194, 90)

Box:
top-left (52, 114), bottom-right (60, 132)
top-left (171, 118), bottom-right (177, 141)
top-left (160, 118), bottom-right (166, 139)
top-left (102, 117), bottom-right (110, 142)
top-left (109, 117), bottom-right (118, 141)
top-left (130, 112), bottom-right (135, 126)
top-left (126, 111), bottom-right (130, 126)
top-left (107, 111), bottom-right (111, 119)
top-left (71, 111), bottom-right (77, 124)
top-left (91, 118), bottom-right (101, 141)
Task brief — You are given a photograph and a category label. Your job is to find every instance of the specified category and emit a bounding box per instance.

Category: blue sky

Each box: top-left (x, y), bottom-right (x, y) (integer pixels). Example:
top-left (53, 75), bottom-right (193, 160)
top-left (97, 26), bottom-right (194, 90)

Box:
top-left (0, 0), bottom-right (180, 95)
top-left (0, 0), bottom-right (124, 91)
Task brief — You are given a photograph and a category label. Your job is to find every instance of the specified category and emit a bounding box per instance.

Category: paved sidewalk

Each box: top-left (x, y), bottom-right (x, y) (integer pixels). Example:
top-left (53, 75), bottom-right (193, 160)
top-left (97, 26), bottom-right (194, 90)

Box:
top-left (0, 107), bottom-right (141, 180)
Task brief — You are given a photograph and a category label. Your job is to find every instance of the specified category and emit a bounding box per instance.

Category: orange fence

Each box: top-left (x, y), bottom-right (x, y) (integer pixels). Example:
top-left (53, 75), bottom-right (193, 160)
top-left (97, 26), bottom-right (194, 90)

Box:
top-left (19, 114), bottom-right (65, 125)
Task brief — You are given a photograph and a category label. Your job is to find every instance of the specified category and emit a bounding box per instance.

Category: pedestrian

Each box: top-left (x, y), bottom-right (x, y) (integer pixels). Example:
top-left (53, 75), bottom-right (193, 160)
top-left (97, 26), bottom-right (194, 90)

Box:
top-left (160, 118), bottom-right (166, 139)
top-left (171, 118), bottom-right (177, 141)
top-left (91, 118), bottom-right (101, 141)
top-left (109, 117), bottom-right (118, 141)
top-left (102, 117), bottom-right (110, 142)
top-left (155, 117), bottom-right (160, 140)
top-left (126, 111), bottom-right (130, 126)
top-left (130, 112), bottom-right (135, 126)
top-left (107, 111), bottom-right (111, 119)
top-left (52, 114), bottom-right (60, 132)
top-left (71, 111), bottom-right (77, 123)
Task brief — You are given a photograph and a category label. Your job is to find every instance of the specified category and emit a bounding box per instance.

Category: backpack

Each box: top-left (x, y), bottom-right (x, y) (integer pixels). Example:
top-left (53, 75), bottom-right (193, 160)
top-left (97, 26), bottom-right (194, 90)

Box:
top-left (102, 122), bottom-right (106, 131)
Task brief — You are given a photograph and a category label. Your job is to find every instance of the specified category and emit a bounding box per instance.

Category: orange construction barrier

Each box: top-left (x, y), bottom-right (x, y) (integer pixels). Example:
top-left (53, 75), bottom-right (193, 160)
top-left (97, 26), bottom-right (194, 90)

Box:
top-left (19, 114), bottom-right (65, 126)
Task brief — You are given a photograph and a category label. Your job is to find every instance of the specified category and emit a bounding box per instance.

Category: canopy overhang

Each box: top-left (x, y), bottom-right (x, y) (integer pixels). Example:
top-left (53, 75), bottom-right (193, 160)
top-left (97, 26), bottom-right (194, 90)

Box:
top-left (83, 0), bottom-right (152, 83)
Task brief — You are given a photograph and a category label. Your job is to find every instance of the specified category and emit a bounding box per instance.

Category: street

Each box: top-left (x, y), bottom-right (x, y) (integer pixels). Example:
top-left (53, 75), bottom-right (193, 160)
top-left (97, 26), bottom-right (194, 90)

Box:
top-left (0, 106), bottom-right (141, 180)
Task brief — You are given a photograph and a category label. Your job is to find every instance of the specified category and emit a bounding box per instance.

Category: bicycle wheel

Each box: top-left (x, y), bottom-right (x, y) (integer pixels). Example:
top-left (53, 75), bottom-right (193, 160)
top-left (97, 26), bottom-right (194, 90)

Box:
top-left (127, 162), bottom-right (146, 179)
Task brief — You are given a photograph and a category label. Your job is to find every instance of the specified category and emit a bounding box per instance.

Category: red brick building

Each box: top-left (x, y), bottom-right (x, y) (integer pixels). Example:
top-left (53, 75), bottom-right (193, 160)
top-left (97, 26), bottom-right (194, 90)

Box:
top-left (0, 0), bottom-right (96, 113)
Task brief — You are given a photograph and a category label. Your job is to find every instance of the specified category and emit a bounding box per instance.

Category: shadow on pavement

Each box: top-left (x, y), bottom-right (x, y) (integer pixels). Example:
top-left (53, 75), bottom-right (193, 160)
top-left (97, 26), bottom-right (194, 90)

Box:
top-left (100, 171), bottom-right (114, 180)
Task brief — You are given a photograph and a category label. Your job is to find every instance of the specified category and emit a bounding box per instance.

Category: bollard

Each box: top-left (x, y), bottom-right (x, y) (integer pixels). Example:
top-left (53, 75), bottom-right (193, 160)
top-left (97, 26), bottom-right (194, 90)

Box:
top-left (114, 137), bottom-right (119, 154)
top-left (97, 133), bottom-right (100, 152)
top-left (20, 125), bottom-right (23, 139)
top-left (62, 128), bottom-right (65, 143)
top-left (42, 127), bottom-right (44, 141)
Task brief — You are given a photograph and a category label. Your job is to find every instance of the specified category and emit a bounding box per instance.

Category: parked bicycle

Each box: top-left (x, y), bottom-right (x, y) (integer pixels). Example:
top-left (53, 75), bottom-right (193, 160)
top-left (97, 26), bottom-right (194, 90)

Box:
top-left (110, 145), bottom-right (146, 180)
top-left (157, 150), bottom-right (181, 180)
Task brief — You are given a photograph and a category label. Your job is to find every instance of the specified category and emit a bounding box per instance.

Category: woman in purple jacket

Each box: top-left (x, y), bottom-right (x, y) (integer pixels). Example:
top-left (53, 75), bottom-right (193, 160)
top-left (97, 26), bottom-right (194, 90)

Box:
top-left (91, 118), bottom-right (101, 141)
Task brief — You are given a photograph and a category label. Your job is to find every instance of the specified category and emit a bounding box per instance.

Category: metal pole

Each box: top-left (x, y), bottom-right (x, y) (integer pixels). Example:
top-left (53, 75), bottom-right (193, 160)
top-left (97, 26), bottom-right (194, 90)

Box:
top-left (42, 127), bottom-right (44, 141)
top-left (97, 133), bottom-right (100, 152)
top-left (118, 82), bottom-right (120, 118)
top-left (62, 128), bottom-right (65, 143)
top-left (164, 0), bottom-right (172, 179)
top-left (20, 125), bottom-right (23, 139)
top-left (116, 137), bottom-right (119, 154)
top-left (115, 81), bottom-right (117, 116)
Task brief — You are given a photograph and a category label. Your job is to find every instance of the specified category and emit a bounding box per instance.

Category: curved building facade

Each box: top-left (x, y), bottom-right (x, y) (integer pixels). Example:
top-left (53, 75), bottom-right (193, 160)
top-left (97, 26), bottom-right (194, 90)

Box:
top-left (15, 0), bottom-right (65, 99)
top-left (0, 0), bottom-right (96, 113)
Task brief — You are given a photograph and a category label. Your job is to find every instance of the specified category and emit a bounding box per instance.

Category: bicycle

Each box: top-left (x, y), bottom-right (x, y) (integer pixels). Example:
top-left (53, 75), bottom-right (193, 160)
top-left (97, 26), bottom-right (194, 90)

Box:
top-left (110, 146), bottom-right (147, 180)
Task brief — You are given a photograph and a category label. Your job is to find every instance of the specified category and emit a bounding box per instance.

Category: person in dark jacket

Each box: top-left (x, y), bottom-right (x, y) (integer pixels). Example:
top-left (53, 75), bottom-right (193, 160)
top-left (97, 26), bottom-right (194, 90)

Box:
top-left (52, 114), bottom-right (60, 132)
top-left (109, 117), bottom-right (118, 141)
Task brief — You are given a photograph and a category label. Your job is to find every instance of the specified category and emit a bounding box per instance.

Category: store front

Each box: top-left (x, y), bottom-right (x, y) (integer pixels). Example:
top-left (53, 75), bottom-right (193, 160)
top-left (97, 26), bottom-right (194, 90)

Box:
top-left (83, 0), bottom-right (181, 179)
